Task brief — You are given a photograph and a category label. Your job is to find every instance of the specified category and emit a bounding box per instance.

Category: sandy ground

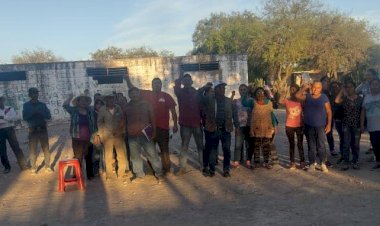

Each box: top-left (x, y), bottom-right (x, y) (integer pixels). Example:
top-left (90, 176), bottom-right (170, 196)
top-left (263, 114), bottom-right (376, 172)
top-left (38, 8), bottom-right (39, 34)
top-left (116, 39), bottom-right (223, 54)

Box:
top-left (1, 109), bottom-right (380, 226)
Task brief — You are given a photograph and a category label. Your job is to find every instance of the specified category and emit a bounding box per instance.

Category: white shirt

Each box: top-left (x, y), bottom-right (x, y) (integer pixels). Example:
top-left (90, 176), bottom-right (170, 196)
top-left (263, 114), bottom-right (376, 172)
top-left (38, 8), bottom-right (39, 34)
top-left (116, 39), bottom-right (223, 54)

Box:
top-left (0, 105), bottom-right (17, 129)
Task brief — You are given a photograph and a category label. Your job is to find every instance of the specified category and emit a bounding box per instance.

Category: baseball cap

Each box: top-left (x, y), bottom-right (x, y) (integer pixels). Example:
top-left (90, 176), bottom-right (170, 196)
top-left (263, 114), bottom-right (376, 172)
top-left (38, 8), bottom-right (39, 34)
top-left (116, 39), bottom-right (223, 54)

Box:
top-left (28, 87), bottom-right (39, 94)
top-left (213, 80), bottom-right (227, 88)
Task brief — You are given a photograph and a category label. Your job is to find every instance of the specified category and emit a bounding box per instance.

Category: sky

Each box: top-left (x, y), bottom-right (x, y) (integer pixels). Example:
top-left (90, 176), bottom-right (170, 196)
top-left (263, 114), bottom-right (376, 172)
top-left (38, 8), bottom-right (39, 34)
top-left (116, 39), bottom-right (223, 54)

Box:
top-left (0, 0), bottom-right (379, 63)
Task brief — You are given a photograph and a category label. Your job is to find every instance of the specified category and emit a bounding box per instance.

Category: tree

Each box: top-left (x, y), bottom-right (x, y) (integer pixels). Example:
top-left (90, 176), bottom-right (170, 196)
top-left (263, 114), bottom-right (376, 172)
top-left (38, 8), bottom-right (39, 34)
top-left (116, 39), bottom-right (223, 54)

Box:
top-left (367, 44), bottom-right (380, 69)
top-left (257, 0), bottom-right (321, 83)
top-left (90, 46), bottom-right (127, 61)
top-left (192, 11), bottom-right (265, 81)
top-left (306, 11), bottom-right (376, 78)
top-left (90, 46), bottom-right (175, 61)
top-left (12, 48), bottom-right (64, 64)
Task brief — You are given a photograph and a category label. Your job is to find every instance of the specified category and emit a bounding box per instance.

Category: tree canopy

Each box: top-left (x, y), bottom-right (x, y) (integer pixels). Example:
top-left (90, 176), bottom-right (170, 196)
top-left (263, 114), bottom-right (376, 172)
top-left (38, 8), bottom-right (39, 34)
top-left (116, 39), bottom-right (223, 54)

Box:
top-left (90, 46), bottom-right (174, 61)
top-left (12, 48), bottom-right (64, 64)
top-left (192, 0), bottom-right (378, 83)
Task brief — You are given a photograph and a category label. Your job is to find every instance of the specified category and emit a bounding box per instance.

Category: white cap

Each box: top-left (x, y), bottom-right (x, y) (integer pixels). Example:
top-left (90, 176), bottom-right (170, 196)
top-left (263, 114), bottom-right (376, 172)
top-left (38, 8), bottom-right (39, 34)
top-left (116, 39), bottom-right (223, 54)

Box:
top-left (213, 80), bottom-right (227, 88)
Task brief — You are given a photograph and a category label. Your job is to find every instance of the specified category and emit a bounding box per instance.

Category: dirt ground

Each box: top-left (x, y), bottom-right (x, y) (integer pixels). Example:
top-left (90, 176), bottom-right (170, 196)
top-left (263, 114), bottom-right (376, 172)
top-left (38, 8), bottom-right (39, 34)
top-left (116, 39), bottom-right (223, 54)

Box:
top-left (1, 109), bottom-right (380, 226)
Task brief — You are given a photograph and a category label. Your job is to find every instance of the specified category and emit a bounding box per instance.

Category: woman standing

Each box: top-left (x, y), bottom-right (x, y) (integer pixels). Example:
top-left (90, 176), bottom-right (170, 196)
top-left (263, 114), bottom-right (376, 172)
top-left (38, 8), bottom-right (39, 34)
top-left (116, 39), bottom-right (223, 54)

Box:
top-left (279, 84), bottom-right (306, 170)
top-left (250, 87), bottom-right (277, 169)
top-left (335, 80), bottom-right (363, 170)
top-left (63, 94), bottom-right (97, 179)
top-left (361, 78), bottom-right (380, 169)
top-left (296, 82), bottom-right (332, 173)
top-left (232, 84), bottom-right (254, 168)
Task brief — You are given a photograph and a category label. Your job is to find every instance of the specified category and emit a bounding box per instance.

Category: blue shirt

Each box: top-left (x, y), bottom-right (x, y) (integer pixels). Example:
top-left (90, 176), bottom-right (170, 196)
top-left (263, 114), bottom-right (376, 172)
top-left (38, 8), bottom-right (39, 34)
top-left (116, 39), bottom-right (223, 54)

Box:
top-left (22, 100), bottom-right (51, 128)
top-left (304, 94), bottom-right (329, 127)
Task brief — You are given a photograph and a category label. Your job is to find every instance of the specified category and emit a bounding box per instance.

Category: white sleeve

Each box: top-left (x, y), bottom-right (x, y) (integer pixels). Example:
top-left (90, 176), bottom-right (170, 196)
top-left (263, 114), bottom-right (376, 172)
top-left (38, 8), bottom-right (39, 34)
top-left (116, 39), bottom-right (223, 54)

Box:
top-left (4, 107), bottom-right (18, 122)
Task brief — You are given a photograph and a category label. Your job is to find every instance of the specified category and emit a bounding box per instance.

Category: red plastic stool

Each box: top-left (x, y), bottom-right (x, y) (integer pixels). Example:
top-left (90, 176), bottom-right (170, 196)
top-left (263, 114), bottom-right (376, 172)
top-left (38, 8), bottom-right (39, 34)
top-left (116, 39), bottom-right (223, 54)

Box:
top-left (58, 159), bottom-right (85, 192)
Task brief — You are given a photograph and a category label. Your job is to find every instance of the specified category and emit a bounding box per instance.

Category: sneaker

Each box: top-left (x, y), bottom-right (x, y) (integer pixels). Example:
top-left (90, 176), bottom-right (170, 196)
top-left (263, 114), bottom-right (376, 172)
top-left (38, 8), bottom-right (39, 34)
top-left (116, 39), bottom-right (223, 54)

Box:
top-left (156, 176), bottom-right (165, 184)
top-left (289, 162), bottom-right (296, 170)
top-left (3, 168), bottom-right (10, 174)
top-left (202, 168), bottom-right (210, 177)
top-left (352, 163), bottom-right (360, 170)
top-left (266, 164), bottom-right (273, 169)
top-left (308, 163), bottom-right (316, 171)
top-left (245, 160), bottom-right (252, 169)
top-left (321, 163), bottom-right (329, 173)
top-left (330, 150), bottom-right (338, 156)
top-left (176, 168), bottom-right (188, 176)
top-left (231, 161), bottom-right (240, 168)
top-left (340, 163), bottom-right (349, 171)
top-left (45, 167), bottom-right (53, 173)
top-left (300, 162), bottom-right (307, 170)
top-left (365, 148), bottom-right (373, 155)
top-left (336, 158), bottom-right (344, 165)
top-left (30, 168), bottom-right (37, 174)
top-left (371, 164), bottom-right (380, 170)
top-left (209, 170), bottom-right (215, 177)
top-left (223, 171), bottom-right (231, 177)
top-left (131, 177), bottom-right (145, 183)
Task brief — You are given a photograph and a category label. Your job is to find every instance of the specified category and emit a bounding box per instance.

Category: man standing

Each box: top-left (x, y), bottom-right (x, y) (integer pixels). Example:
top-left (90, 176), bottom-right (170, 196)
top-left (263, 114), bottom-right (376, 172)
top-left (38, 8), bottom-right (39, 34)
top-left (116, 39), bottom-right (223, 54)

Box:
top-left (0, 95), bottom-right (28, 173)
top-left (200, 81), bottom-right (239, 177)
top-left (125, 87), bottom-right (164, 183)
top-left (23, 87), bottom-right (52, 174)
top-left (174, 73), bottom-right (204, 174)
top-left (97, 92), bottom-right (130, 181)
top-left (125, 75), bottom-right (177, 175)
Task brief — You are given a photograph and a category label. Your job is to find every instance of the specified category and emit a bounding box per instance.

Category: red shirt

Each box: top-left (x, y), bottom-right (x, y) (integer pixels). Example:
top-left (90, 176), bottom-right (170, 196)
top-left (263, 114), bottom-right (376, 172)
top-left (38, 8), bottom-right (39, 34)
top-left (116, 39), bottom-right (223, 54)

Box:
top-left (174, 79), bottom-right (202, 128)
top-left (285, 99), bottom-right (302, 127)
top-left (140, 90), bottom-right (176, 130)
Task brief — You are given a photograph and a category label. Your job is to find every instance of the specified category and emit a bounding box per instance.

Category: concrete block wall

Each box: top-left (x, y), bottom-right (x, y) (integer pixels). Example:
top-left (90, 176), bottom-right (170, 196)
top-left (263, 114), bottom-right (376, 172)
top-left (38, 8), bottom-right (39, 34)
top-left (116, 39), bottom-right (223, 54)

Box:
top-left (0, 54), bottom-right (248, 122)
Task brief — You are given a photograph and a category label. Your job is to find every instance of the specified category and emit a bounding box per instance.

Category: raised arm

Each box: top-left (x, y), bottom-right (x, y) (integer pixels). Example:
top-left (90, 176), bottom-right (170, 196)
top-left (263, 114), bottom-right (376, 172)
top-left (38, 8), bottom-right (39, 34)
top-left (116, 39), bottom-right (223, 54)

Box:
top-left (63, 93), bottom-right (75, 114)
top-left (295, 84), bottom-right (310, 101)
top-left (124, 74), bottom-right (135, 89)
top-left (174, 74), bottom-right (183, 97)
top-left (334, 89), bottom-right (344, 104)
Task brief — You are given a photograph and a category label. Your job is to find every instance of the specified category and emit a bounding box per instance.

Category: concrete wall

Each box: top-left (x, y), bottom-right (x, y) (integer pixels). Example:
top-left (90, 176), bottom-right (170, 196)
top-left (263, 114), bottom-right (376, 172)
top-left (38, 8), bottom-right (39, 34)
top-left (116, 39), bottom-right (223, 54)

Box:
top-left (0, 54), bottom-right (248, 122)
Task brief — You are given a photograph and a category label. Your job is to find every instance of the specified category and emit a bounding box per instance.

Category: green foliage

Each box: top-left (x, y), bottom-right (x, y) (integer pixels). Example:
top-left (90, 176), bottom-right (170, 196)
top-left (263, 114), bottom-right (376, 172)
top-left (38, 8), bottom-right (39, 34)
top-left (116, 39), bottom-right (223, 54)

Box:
top-left (191, 0), bottom-right (378, 83)
top-left (90, 46), bottom-right (174, 61)
top-left (12, 48), bottom-right (64, 64)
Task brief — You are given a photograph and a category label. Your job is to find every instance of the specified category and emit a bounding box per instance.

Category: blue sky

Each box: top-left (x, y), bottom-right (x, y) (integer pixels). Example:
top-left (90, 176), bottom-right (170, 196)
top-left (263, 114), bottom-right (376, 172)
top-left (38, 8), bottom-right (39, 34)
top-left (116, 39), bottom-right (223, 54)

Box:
top-left (0, 0), bottom-right (379, 63)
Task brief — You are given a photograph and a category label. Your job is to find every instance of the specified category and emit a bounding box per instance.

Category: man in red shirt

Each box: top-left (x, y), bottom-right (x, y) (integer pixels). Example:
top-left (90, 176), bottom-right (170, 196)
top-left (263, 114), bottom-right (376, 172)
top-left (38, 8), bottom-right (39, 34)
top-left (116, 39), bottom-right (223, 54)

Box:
top-left (174, 73), bottom-right (204, 174)
top-left (125, 75), bottom-right (178, 175)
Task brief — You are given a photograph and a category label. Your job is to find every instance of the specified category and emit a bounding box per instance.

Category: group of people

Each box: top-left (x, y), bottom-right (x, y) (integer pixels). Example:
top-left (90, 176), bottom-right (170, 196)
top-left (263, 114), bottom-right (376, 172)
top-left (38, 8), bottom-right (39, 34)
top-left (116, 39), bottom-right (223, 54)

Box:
top-left (1, 70), bottom-right (379, 184)
top-left (281, 69), bottom-right (380, 172)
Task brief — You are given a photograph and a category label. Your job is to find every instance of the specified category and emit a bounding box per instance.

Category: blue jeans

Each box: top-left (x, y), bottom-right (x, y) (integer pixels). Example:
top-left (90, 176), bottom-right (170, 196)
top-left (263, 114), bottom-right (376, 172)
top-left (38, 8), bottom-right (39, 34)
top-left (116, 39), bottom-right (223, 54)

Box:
top-left (369, 131), bottom-right (380, 163)
top-left (204, 129), bottom-right (231, 172)
top-left (304, 124), bottom-right (327, 164)
top-left (128, 135), bottom-right (163, 178)
top-left (342, 125), bottom-right (361, 164)
top-left (179, 126), bottom-right (204, 169)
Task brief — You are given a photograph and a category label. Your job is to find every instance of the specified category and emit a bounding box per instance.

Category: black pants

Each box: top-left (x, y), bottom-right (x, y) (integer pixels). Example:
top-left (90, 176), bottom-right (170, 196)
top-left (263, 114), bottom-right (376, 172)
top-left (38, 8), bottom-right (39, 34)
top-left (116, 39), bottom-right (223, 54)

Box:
top-left (369, 131), bottom-right (380, 163)
top-left (204, 129), bottom-right (231, 172)
top-left (72, 139), bottom-right (92, 178)
top-left (153, 127), bottom-right (171, 173)
top-left (285, 126), bottom-right (305, 163)
top-left (0, 127), bottom-right (28, 170)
